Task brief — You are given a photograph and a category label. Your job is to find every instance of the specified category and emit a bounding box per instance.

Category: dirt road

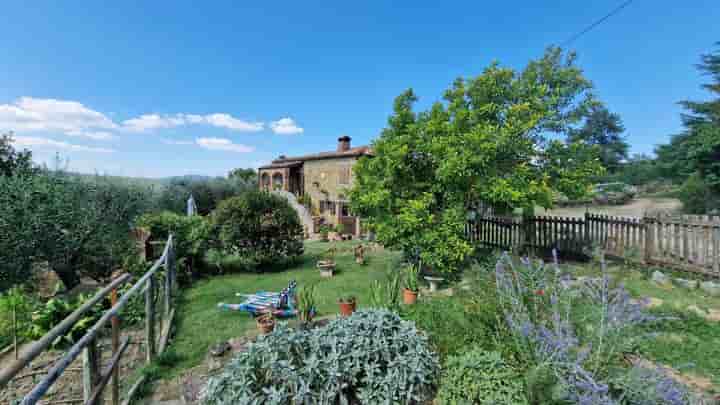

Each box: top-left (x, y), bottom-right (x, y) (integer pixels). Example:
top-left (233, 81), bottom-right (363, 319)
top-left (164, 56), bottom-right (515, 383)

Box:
top-left (537, 197), bottom-right (682, 219)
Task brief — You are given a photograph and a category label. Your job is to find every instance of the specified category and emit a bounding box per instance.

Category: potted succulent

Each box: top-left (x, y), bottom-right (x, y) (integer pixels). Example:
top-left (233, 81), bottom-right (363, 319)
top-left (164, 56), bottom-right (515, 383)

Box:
top-left (297, 285), bottom-right (317, 328)
top-left (338, 296), bottom-right (357, 316)
top-left (317, 246), bottom-right (337, 277)
top-left (402, 263), bottom-right (420, 305)
top-left (255, 311), bottom-right (275, 334)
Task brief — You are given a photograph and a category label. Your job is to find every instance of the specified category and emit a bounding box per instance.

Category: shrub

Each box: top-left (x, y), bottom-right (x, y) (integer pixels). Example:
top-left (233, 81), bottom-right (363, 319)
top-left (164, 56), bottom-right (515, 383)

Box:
top-left (608, 365), bottom-right (692, 405)
top-left (437, 348), bottom-right (527, 405)
top-left (28, 293), bottom-right (107, 348)
top-left (400, 269), bottom-right (515, 363)
top-left (202, 309), bottom-right (439, 404)
top-left (679, 173), bottom-right (720, 214)
top-left (136, 211), bottom-right (211, 282)
top-left (210, 191), bottom-right (303, 272)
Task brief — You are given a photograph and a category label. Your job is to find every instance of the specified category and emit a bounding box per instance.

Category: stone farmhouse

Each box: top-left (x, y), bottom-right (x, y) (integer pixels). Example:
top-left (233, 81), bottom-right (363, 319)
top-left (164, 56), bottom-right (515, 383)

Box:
top-left (258, 136), bottom-right (372, 236)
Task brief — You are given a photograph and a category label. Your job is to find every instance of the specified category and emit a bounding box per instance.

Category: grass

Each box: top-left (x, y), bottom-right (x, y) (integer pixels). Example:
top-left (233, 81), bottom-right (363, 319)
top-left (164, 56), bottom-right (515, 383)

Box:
top-left (165, 240), bottom-right (401, 376)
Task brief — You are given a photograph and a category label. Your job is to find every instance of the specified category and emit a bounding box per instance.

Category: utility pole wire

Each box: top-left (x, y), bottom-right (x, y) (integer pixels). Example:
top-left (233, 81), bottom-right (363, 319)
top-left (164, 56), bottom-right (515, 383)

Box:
top-left (560, 0), bottom-right (634, 47)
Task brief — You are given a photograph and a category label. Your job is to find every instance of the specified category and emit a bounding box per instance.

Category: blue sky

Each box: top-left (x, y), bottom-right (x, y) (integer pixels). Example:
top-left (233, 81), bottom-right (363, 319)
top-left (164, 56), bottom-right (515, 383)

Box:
top-left (1, 1), bottom-right (718, 178)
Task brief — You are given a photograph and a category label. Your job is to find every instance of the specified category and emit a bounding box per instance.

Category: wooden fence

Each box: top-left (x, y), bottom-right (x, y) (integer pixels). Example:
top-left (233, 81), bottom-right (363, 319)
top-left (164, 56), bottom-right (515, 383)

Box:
top-left (466, 213), bottom-right (720, 276)
top-left (0, 235), bottom-right (177, 405)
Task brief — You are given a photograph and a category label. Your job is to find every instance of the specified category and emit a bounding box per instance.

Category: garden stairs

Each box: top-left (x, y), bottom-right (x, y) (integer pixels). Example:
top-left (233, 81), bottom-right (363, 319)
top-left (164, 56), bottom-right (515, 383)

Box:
top-left (272, 190), bottom-right (316, 239)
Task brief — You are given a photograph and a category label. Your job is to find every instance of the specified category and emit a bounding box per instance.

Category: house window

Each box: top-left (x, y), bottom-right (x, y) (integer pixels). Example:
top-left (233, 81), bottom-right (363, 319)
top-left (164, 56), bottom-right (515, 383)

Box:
top-left (338, 167), bottom-right (350, 185)
top-left (319, 200), bottom-right (335, 213)
top-left (341, 203), bottom-right (350, 217)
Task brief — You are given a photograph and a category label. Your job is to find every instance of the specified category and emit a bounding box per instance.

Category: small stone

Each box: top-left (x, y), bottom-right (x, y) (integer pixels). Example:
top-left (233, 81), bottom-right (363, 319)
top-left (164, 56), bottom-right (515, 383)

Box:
top-left (209, 341), bottom-right (231, 357)
top-left (700, 281), bottom-right (720, 297)
top-left (652, 271), bottom-right (671, 286)
top-left (673, 278), bottom-right (698, 290)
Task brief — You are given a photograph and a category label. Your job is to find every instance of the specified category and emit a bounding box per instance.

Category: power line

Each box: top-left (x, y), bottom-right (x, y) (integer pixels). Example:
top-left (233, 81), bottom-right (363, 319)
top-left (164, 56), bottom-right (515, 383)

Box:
top-left (560, 0), bottom-right (634, 47)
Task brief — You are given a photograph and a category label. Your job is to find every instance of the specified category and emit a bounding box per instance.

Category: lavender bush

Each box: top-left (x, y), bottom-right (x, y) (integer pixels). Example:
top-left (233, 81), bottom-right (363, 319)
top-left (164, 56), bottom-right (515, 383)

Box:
top-left (494, 251), bottom-right (687, 404)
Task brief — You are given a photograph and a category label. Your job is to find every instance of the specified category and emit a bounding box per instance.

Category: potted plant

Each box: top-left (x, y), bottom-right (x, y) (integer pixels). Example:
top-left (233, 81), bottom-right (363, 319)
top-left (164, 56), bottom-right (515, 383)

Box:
top-left (338, 296), bottom-right (357, 316)
top-left (319, 224), bottom-right (330, 242)
top-left (297, 285), bottom-right (317, 328)
top-left (317, 245), bottom-right (337, 277)
top-left (327, 225), bottom-right (339, 241)
top-left (255, 311), bottom-right (275, 334)
top-left (403, 263), bottom-right (420, 305)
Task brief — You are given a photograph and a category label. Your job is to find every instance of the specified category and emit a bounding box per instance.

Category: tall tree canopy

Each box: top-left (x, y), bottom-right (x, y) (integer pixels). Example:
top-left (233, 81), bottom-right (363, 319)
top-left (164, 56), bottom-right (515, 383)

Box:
top-left (657, 42), bottom-right (720, 213)
top-left (350, 47), bottom-right (603, 274)
top-left (568, 105), bottom-right (629, 173)
top-left (0, 132), bottom-right (35, 177)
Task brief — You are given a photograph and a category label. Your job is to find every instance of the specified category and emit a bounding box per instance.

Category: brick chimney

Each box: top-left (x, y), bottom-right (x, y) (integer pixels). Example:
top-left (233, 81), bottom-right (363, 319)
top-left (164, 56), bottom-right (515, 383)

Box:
top-left (337, 135), bottom-right (351, 152)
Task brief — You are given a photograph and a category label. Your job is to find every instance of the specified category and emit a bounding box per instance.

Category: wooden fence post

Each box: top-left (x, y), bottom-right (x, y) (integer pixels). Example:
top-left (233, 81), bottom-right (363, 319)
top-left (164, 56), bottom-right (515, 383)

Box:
top-left (145, 276), bottom-right (156, 364)
top-left (82, 338), bottom-right (100, 403)
top-left (713, 225), bottom-right (720, 274)
top-left (108, 287), bottom-right (120, 405)
top-left (644, 216), bottom-right (654, 263)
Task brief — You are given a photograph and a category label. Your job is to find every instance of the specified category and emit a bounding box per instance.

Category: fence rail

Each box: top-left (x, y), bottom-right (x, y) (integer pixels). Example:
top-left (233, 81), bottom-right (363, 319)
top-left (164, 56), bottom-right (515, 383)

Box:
top-left (466, 212), bottom-right (720, 276)
top-left (0, 234), bottom-right (177, 405)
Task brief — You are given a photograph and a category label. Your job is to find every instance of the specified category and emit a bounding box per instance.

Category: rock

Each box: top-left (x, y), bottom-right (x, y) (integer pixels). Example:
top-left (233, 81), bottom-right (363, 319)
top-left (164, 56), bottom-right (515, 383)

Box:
top-left (652, 271), bottom-right (671, 286)
top-left (687, 305), bottom-right (708, 318)
top-left (632, 296), bottom-right (664, 308)
top-left (700, 281), bottom-right (720, 297)
top-left (209, 341), bottom-right (231, 357)
top-left (673, 278), bottom-right (698, 290)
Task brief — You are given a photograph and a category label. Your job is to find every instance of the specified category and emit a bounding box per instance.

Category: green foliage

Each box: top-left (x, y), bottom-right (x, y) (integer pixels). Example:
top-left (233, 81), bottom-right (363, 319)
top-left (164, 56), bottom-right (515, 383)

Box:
top-left (28, 293), bottom-right (107, 348)
top-left (369, 269), bottom-right (401, 311)
top-left (296, 284), bottom-right (317, 323)
top-left (0, 286), bottom-right (35, 351)
top-left (157, 175), bottom-right (254, 215)
top-left (0, 132), bottom-right (36, 177)
top-left (568, 104), bottom-right (629, 174)
top-left (209, 191), bottom-right (304, 272)
top-left (403, 263), bottom-right (419, 292)
top-left (227, 167), bottom-right (257, 184)
top-left (350, 47), bottom-right (603, 276)
top-left (608, 365), bottom-right (692, 405)
top-left (437, 348), bottom-right (527, 405)
top-left (0, 170), bottom-right (154, 290)
top-left (655, 42), bottom-right (720, 213)
top-left (202, 309), bottom-right (439, 404)
top-left (678, 173), bottom-right (720, 214)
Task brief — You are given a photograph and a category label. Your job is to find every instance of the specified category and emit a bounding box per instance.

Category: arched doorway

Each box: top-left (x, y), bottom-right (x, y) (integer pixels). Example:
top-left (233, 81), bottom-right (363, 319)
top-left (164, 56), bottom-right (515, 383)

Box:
top-left (260, 172), bottom-right (270, 191)
top-left (272, 173), bottom-right (284, 190)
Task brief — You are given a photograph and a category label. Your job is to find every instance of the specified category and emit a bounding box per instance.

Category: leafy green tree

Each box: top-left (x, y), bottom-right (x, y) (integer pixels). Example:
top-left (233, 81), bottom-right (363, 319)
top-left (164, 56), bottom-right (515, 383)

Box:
top-left (350, 47), bottom-right (603, 274)
top-left (657, 42), bottom-right (720, 213)
top-left (158, 175), bottom-right (254, 215)
top-left (228, 167), bottom-right (257, 184)
top-left (568, 105), bottom-right (629, 173)
top-left (0, 132), bottom-right (35, 177)
top-left (0, 171), bottom-right (152, 289)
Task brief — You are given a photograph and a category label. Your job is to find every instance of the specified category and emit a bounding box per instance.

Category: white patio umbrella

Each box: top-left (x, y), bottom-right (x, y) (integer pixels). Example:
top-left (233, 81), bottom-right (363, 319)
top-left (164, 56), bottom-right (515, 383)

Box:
top-left (187, 194), bottom-right (198, 216)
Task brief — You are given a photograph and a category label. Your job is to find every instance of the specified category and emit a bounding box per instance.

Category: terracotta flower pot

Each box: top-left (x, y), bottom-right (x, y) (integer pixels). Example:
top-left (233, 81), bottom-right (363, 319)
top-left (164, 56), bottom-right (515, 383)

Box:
top-left (403, 288), bottom-right (418, 305)
top-left (256, 315), bottom-right (275, 334)
top-left (338, 300), bottom-right (356, 317)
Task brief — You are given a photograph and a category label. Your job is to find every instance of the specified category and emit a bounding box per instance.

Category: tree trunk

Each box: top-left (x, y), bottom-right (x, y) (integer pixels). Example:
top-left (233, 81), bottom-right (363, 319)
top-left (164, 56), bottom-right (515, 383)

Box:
top-left (54, 263), bottom-right (81, 291)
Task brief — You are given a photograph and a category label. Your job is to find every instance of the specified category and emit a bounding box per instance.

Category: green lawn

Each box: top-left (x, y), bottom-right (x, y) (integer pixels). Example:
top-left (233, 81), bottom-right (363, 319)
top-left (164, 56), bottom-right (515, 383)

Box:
top-left (166, 240), bottom-right (401, 375)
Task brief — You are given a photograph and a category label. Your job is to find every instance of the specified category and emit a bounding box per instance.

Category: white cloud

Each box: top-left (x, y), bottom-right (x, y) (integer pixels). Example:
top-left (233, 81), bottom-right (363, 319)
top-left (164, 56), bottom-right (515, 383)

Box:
top-left (203, 113), bottom-right (264, 131)
top-left (65, 130), bottom-right (115, 140)
top-left (121, 113), bottom-right (186, 132)
top-left (13, 136), bottom-right (115, 153)
top-left (161, 138), bottom-right (194, 145)
top-left (122, 113), bottom-right (264, 133)
top-left (270, 117), bottom-right (303, 135)
top-left (196, 137), bottom-right (254, 153)
top-left (0, 97), bottom-right (117, 133)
